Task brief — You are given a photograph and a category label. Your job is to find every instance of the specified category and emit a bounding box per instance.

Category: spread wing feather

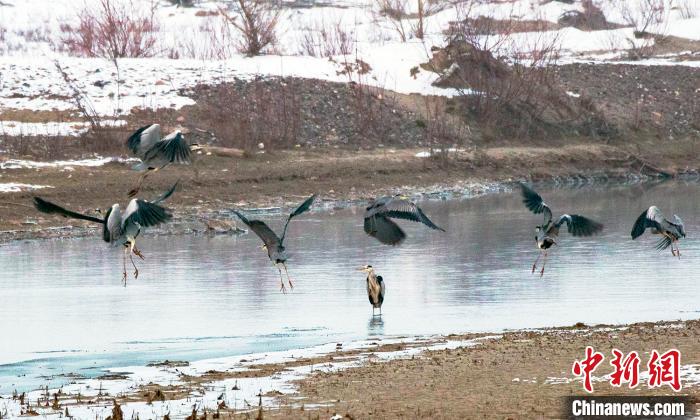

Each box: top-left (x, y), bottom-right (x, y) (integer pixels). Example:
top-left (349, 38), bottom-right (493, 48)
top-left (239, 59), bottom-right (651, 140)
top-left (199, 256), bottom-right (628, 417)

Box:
top-left (519, 183), bottom-right (552, 224)
top-left (144, 132), bottom-right (191, 165)
top-left (366, 197), bottom-right (444, 231)
top-left (364, 215), bottom-right (406, 246)
top-left (232, 210), bottom-right (282, 249)
top-left (280, 194), bottom-right (316, 244)
top-left (555, 214), bottom-right (604, 236)
top-left (631, 206), bottom-right (664, 239)
top-left (124, 199), bottom-right (172, 228)
top-left (32, 197), bottom-right (104, 224)
top-left (126, 124), bottom-right (157, 155)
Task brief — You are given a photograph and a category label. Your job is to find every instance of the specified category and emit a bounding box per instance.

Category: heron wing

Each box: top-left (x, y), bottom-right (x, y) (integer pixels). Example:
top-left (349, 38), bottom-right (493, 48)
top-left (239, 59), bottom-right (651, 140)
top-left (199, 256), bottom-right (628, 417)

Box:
top-left (519, 183), bottom-right (553, 224)
top-left (127, 124), bottom-right (160, 157)
top-left (631, 206), bottom-right (664, 239)
top-left (655, 235), bottom-right (673, 251)
top-left (123, 198), bottom-right (172, 228)
top-left (232, 210), bottom-right (282, 249)
top-left (367, 198), bottom-right (445, 231)
top-left (32, 197), bottom-right (104, 224)
top-left (151, 181), bottom-right (179, 204)
top-left (280, 194), bottom-right (316, 244)
top-left (144, 132), bottom-right (191, 165)
top-left (364, 215), bottom-right (406, 245)
top-left (105, 206), bottom-right (122, 243)
top-left (378, 276), bottom-right (385, 305)
top-left (555, 214), bottom-right (604, 236)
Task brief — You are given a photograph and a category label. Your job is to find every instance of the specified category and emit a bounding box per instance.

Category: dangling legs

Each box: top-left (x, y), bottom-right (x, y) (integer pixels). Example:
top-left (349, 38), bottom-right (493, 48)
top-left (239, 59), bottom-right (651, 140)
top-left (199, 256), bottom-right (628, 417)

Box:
top-left (128, 168), bottom-right (156, 198)
top-left (129, 242), bottom-right (139, 279)
top-left (532, 250), bottom-right (542, 274)
top-left (540, 251), bottom-right (548, 277)
top-left (282, 263), bottom-right (293, 290)
top-left (674, 239), bottom-right (681, 259)
top-left (277, 266), bottom-right (287, 294)
top-left (122, 246), bottom-right (128, 285)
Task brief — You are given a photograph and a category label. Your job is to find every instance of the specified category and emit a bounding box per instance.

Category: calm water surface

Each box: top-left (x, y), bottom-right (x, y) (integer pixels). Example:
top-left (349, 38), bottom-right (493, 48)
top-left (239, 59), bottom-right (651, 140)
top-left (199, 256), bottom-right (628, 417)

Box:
top-left (2, 181), bottom-right (700, 392)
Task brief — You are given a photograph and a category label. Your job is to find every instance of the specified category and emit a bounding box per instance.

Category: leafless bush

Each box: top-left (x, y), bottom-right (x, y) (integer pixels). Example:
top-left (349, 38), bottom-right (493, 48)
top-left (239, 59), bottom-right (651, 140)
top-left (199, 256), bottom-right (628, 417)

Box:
top-left (298, 19), bottom-right (356, 57)
top-left (219, 0), bottom-right (282, 56)
top-left (676, 0), bottom-right (697, 18)
top-left (60, 0), bottom-right (159, 59)
top-left (374, 0), bottom-right (441, 41)
top-left (200, 79), bottom-right (301, 152)
top-left (616, 0), bottom-right (670, 37)
top-left (437, 2), bottom-right (569, 138)
top-left (419, 98), bottom-right (469, 167)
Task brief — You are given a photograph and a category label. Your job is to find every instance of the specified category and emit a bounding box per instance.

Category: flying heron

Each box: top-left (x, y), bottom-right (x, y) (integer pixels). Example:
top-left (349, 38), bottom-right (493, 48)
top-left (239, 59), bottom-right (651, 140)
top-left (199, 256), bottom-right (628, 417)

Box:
top-left (32, 183), bottom-right (178, 284)
top-left (358, 265), bottom-right (385, 316)
top-left (232, 194), bottom-right (316, 292)
top-left (126, 124), bottom-right (195, 197)
top-left (631, 206), bottom-right (686, 258)
top-left (519, 183), bottom-right (603, 276)
top-left (364, 195), bottom-right (445, 245)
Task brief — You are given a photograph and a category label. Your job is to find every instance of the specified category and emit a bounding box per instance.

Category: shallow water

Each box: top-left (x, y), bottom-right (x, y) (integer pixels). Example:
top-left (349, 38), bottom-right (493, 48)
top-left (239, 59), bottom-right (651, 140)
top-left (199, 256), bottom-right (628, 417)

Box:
top-left (2, 180), bottom-right (700, 392)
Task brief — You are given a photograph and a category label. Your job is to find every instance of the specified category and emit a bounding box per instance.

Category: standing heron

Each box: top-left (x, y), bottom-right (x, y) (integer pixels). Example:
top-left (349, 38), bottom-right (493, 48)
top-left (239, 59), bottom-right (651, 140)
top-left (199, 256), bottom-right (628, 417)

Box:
top-left (32, 183), bottom-right (178, 284)
top-left (358, 265), bottom-right (385, 316)
top-left (631, 206), bottom-right (686, 258)
top-left (232, 195), bottom-right (316, 292)
top-left (364, 195), bottom-right (445, 245)
top-left (127, 124), bottom-right (194, 197)
top-left (519, 183), bottom-right (603, 276)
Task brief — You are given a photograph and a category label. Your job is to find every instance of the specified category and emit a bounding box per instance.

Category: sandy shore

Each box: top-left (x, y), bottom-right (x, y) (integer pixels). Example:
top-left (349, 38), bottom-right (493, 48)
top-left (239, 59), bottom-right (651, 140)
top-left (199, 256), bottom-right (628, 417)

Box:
top-left (4, 319), bottom-right (699, 419)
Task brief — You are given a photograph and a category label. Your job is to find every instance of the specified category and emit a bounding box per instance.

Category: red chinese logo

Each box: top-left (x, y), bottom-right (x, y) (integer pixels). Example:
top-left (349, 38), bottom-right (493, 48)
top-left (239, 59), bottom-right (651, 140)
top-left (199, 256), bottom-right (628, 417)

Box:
top-left (648, 349), bottom-right (682, 391)
top-left (572, 347), bottom-right (682, 392)
top-left (609, 349), bottom-right (640, 388)
top-left (572, 346), bottom-right (605, 393)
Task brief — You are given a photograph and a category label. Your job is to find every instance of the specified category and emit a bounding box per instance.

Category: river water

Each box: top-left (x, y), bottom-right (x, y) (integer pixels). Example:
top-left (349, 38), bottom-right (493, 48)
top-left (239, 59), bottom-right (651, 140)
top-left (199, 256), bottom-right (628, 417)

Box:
top-left (2, 180), bottom-right (700, 392)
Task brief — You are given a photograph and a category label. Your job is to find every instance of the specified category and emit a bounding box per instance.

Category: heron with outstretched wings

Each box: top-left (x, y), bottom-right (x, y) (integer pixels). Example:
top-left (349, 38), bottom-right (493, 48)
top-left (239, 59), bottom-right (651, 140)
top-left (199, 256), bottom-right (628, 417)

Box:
top-left (33, 183), bottom-right (178, 284)
top-left (363, 195), bottom-right (445, 246)
top-left (519, 183), bottom-right (603, 276)
top-left (631, 206), bottom-right (685, 258)
top-left (233, 194), bottom-right (316, 292)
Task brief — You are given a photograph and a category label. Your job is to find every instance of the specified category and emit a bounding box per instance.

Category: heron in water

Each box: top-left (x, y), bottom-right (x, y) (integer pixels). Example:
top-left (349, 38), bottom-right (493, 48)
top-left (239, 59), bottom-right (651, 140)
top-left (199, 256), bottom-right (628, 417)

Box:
top-left (32, 183), bottom-right (178, 284)
top-left (631, 206), bottom-right (686, 258)
top-left (232, 195), bottom-right (316, 292)
top-left (358, 265), bottom-right (385, 316)
top-left (364, 195), bottom-right (445, 245)
top-left (519, 183), bottom-right (603, 276)
top-left (126, 124), bottom-right (196, 197)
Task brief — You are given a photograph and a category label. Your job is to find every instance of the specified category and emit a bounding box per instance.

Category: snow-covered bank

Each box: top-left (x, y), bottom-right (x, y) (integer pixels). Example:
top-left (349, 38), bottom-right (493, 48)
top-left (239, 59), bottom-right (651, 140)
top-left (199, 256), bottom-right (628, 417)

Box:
top-left (0, 335), bottom-right (490, 419)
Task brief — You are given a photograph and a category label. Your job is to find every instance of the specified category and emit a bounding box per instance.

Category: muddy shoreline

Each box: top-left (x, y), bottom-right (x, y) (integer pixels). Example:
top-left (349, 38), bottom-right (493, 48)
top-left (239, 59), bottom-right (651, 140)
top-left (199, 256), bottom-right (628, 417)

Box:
top-left (5, 318), bottom-right (699, 419)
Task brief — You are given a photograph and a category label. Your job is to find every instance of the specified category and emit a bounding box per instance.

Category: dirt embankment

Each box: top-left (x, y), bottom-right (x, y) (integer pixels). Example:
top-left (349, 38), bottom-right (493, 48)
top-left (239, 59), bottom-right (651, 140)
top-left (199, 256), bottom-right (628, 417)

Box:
top-left (240, 320), bottom-right (700, 419)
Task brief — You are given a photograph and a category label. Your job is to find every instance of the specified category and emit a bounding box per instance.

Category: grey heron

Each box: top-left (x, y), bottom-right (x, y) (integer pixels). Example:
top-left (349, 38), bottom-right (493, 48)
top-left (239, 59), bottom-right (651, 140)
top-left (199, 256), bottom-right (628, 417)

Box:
top-left (364, 195), bottom-right (445, 245)
top-left (631, 206), bottom-right (686, 258)
top-left (32, 183), bottom-right (178, 284)
top-left (232, 195), bottom-right (316, 292)
top-left (519, 183), bottom-right (603, 276)
top-left (126, 124), bottom-right (194, 197)
top-left (358, 265), bottom-right (385, 316)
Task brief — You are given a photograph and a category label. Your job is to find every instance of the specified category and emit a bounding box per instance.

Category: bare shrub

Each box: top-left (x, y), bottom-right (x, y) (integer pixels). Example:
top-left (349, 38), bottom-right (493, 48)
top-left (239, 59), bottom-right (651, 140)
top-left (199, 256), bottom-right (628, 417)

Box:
top-left (61, 0), bottom-right (159, 59)
top-left (219, 0), bottom-right (282, 56)
top-left (298, 19), bottom-right (356, 57)
top-left (435, 2), bottom-right (571, 138)
top-left (373, 0), bottom-right (441, 41)
top-left (419, 98), bottom-right (469, 167)
top-left (676, 0), bottom-right (696, 19)
top-left (616, 0), bottom-right (670, 37)
top-left (197, 79), bottom-right (301, 152)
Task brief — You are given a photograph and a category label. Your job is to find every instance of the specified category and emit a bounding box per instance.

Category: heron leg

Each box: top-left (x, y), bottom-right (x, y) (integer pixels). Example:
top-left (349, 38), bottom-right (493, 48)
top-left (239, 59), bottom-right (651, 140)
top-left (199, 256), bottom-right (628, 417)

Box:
top-left (277, 267), bottom-right (287, 294)
top-left (532, 251), bottom-right (542, 274)
top-left (128, 169), bottom-right (153, 198)
top-left (539, 251), bottom-right (548, 277)
top-left (122, 246), bottom-right (128, 286)
top-left (674, 239), bottom-right (681, 259)
top-left (282, 263), bottom-right (293, 290)
top-left (129, 242), bottom-right (139, 279)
